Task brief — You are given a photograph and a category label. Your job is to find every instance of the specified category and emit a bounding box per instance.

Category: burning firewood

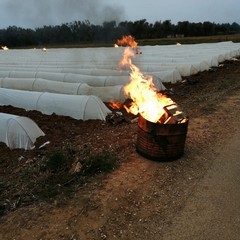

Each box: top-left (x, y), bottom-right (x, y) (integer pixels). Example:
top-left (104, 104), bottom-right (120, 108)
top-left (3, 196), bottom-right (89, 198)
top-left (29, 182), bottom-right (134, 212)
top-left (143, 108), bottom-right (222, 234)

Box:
top-left (163, 104), bottom-right (187, 124)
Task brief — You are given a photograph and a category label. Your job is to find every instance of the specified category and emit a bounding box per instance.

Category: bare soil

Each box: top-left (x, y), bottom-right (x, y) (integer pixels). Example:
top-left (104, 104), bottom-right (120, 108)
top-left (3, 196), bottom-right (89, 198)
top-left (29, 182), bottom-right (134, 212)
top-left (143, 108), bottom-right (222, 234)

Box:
top-left (0, 57), bottom-right (240, 240)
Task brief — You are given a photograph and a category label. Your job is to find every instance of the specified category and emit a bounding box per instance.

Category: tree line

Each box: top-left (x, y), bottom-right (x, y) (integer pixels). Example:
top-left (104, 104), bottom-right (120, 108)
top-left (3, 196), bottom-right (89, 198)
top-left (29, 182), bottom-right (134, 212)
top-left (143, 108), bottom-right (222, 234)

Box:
top-left (0, 19), bottom-right (239, 48)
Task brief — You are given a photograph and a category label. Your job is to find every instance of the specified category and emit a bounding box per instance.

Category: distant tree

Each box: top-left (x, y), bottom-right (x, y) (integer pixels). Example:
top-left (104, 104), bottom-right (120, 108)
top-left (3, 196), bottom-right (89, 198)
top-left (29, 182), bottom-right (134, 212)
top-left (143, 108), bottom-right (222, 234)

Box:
top-left (35, 25), bottom-right (56, 45)
top-left (202, 21), bottom-right (215, 36)
top-left (131, 19), bottom-right (150, 39)
top-left (102, 21), bottom-right (117, 42)
top-left (70, 20), bottom-right (93, 42)
top-left (1, 26), bottom-right (36, 47)
top-left (175, 21), bottom-right (190, 36)
top-left (215, 23), bottom-right (228, 35)
top-left (230, 22), bottom-right (240, 34)
top-left (152, 21), bottom-right (164, 38)
top-left (118, 21), bottom-right (133, 35)
top-left (56, 24), bottom-right (73, 43)
top-left (0, 19), bottom-right (239, 47)
top-left (190, 22), bottom-right (204, 36)
top-left (114, 22), bottom-right (130, 40)
top-left (162, 20), bottom-right (173, 37)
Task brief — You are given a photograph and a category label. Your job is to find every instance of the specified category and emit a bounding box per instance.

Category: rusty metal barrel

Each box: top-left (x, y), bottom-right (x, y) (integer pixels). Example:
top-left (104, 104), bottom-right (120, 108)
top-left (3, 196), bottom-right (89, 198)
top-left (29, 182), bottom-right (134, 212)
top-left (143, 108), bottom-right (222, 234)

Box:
top-left (136, 114), bottom-right (189, 161)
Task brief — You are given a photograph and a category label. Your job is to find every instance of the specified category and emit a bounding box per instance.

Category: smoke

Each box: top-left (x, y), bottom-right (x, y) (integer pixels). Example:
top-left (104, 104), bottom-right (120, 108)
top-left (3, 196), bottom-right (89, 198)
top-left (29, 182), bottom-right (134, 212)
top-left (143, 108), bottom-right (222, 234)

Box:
top-left (1, 0), bottom-right (126, 29)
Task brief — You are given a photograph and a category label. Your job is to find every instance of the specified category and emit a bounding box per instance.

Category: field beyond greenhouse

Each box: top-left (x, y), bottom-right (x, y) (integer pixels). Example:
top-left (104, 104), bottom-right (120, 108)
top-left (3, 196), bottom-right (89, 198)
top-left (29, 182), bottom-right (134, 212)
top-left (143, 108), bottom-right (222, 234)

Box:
top-left (0, 39), bottom-right (240, 239)
top-left (138, 33), bottom-right (240, 46)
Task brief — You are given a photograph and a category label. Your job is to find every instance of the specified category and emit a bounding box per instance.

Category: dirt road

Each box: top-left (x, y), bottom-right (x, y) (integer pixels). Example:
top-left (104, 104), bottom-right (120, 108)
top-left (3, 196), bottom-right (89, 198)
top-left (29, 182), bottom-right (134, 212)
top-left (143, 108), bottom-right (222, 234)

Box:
top-left (161, 94), bottom-right (240, 240)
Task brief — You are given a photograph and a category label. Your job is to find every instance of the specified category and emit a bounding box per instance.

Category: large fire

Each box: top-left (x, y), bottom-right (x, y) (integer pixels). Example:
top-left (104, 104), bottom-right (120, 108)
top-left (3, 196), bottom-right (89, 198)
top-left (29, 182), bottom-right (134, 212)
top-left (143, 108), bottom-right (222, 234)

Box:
top-left (119, 47), bottom-right (177, 123)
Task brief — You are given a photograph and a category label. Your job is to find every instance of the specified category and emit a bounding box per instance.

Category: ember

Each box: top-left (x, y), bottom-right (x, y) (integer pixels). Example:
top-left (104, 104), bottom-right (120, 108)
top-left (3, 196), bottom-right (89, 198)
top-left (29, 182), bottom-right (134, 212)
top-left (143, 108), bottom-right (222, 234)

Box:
top-left (108, 101), bottom-right (122, 110)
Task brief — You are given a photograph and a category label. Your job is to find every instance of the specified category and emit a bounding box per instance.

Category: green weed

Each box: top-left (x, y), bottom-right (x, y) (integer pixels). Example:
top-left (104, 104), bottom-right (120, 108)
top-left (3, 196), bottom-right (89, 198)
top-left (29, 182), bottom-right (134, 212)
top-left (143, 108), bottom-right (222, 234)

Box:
top-left (81, 150), bottom-right (118, 176)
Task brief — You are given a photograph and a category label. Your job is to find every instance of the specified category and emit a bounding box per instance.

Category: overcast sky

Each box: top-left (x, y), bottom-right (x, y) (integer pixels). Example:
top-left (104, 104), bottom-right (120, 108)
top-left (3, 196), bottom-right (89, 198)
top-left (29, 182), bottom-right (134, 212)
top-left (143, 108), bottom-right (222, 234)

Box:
top-left (0, 0), bottom-right (239, 29)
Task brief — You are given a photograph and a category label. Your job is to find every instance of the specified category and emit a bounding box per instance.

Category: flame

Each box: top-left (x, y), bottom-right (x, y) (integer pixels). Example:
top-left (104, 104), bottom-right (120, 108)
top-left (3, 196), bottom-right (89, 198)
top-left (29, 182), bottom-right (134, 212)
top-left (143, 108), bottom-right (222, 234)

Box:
top-left (116, 35), bottom-right (138, 47)
top-left (109, 101), bottom-right (122, 109)
top-left (119, 47), bottom-right (174, 123)
top-left (114, 44), bottom-right (119, 48)
top-left (1, 46), bottom-right (8, 50)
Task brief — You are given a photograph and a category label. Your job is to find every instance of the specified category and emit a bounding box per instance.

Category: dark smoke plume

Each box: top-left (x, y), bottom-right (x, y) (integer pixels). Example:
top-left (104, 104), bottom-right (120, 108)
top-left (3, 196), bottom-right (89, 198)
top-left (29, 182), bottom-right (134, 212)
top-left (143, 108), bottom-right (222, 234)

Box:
top-left (2, 0), bottom-right (125, 28)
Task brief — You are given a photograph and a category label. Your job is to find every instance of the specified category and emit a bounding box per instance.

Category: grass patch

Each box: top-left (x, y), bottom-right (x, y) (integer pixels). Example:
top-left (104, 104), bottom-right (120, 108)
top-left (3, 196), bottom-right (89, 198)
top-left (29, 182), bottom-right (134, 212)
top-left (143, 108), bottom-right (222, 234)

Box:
top-left (81, 150), bottom-right (118, 176)
top-left (0, 145), bottom-right (119, 216)
top-left (36, 149), bottom-right (118, 201)
top-left (44, 151), bottom-right (68, 172)
top-left (0, 149), bottom-right (119, 215)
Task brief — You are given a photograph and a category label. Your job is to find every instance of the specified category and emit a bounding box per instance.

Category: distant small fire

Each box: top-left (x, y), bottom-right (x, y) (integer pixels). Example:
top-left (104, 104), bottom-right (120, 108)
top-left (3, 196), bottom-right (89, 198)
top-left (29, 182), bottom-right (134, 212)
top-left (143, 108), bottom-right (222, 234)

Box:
top-left (114, 35), bottom-right (142, 54)
top-left (115, 35), bottom-right (138, 48)
top-left (1, 46), bottom-right (8, 50)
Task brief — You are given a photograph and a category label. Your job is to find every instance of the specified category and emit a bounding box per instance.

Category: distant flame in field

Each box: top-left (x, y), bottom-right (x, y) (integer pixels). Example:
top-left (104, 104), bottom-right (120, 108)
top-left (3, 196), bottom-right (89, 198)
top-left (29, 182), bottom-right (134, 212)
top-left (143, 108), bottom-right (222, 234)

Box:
top-left (1, 46), bottom-right (8, 50)
top-left (115, 35), bottom-right (138, 48)
top-left (119, 47), bottom-right (175, 123)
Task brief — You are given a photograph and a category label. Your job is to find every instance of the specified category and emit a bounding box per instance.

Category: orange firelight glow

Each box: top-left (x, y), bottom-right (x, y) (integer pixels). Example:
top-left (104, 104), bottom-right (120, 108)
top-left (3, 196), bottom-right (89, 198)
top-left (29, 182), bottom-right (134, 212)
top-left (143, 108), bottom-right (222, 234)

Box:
top-left (109, 101), bottom-right (122, 109)
top-left (119, 47), bottom-right (175, 123)
top-left (116, 35), bottom-right (138, 47)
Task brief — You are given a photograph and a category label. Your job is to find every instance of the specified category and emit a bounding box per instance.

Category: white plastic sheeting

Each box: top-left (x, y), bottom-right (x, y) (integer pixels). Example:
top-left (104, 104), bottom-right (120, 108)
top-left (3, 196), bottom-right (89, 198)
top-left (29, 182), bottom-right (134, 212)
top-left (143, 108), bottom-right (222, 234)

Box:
top-left (0, 41), bottom-right (239, 121)
top-left (0, 77), bottom-right (126, 103)
top-left (0, 113), bottom-right (45, 150)
top-left (0, 88), bottom-right (111, 120)
top-left (0, 41), bottom-right (239, 84)
top-left (0, 70), bottom-right (164, 91)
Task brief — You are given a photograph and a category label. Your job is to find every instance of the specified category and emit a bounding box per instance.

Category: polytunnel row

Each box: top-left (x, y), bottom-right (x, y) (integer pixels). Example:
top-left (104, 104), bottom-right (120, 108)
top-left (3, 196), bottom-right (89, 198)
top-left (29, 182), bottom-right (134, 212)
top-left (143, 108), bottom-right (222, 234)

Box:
top-left (0, 41), bottom-right (240, 83)
top-left (0, 42), bottom-right (239, 95)
top-left (0, 42), bottom-right (239, 104)
top-left (0, 77), bottom-right (126, 103)
top-left (0, 41), bottom-right (240, 150)
top-left (0, 112), bottom-right (45, 150)
top-left (0, 88), bottom-right (111, 121)
top-left (0, 41), bottom-right (239, 121)
top-left (0, 87), bottom-right (112, 149)
top-left (0, 70), bottom-right (165, 103)
top-left (1, 41), bottom-right (239, 64)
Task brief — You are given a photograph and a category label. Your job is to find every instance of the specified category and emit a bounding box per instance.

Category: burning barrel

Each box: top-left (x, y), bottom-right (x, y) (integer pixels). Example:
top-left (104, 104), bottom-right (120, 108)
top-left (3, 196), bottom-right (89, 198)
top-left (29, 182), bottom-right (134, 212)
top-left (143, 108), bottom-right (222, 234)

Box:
top-left (136, 104), bottom-right (188, 161)
top-left (116, 43), bottom-right (189, 160)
